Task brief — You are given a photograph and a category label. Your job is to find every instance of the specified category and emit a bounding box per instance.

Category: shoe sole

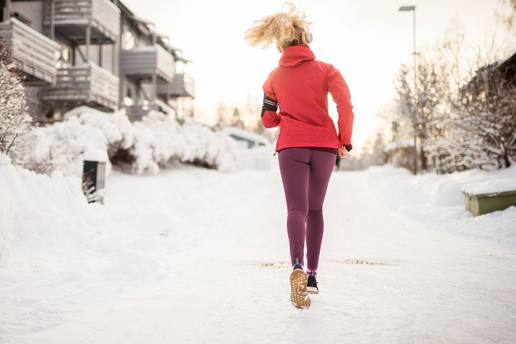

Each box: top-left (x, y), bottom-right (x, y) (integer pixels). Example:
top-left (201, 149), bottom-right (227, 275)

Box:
top-left (290, 269), bottom-right (311, 309)
top-left (307, 286), bottom-right (319, 294)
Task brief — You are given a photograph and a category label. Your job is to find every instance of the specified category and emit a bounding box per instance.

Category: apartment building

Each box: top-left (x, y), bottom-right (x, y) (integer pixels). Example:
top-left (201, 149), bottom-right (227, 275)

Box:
top-left (0, 0), bottom-right (195, 122)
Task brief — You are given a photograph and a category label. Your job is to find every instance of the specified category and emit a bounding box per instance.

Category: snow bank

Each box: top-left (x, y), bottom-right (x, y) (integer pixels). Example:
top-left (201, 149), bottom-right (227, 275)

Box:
top-left (0, 154), bottom-right (14, 266)
top-left (24, 107), bottom-right (243, 176)
top-left (0, 149), bottom-right (203, 339)
top-left (0, 153), bottom-right (86, 266)
top-left (363, 165), bottom-right (516, 246)
top-left (0, 150), bottom-right (192, 279)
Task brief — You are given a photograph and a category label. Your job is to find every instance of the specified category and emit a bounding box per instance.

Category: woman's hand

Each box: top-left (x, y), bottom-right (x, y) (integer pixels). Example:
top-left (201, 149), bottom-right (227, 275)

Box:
top-left (338, 145), bottom-right (348, 159)
top-left (338, 144), bottom-right (352, 158)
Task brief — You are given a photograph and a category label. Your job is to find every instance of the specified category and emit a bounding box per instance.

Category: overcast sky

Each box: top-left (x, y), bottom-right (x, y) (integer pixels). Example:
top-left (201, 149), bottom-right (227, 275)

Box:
top-left (124, 0), bottom-right (514, 148)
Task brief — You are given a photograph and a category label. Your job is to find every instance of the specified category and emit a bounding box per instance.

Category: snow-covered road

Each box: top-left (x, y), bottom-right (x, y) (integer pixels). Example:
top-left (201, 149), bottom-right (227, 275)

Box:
top-left (1, 164), bottom-right (516, 343)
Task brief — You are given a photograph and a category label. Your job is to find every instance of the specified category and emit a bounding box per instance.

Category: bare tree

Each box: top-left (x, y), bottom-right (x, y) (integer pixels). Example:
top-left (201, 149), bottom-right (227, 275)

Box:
top-left (394, 56), bottom-right (448, 170)
top-left (0, 44), bottom-right (31, 160)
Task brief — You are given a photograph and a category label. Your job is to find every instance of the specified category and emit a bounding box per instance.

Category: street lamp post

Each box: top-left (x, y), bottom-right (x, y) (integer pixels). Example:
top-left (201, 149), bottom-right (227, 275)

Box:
top-left (399, 5), bottom-right (418, 175)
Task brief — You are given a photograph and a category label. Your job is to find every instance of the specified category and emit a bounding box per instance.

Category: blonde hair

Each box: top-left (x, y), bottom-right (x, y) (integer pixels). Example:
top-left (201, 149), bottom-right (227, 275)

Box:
top-left (244, 2), bottom-right (312, 52)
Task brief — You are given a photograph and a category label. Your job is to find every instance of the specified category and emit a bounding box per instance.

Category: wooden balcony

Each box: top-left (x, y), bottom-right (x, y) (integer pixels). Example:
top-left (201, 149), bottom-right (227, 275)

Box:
top-left (158, 73), bottom-right (195, 98)
top-left (42, 62), bottom-right (119, 110)
top-left (0, 18), bottom-right (58, 84)
top-left (120, 44), bottom-right (175, 82)
top-left (44, 0), bottom-right (120, 43)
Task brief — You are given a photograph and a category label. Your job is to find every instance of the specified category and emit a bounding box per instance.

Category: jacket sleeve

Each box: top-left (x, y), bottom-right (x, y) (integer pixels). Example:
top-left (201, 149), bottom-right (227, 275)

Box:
top-left (327, 64), bottom-right (355, 146)
top-left (261, 73), bottom-right (281, 128)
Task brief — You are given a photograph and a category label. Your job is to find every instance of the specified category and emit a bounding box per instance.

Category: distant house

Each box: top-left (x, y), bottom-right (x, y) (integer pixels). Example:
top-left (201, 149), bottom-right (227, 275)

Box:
top-left (117, 1), bottom-right (195, 121)
top-left (0, 0), bottom-right (195, 122)
top-left (462, 52), bottom-right (516, 97)
top-left (222, 127), bottom-right (270, 149)
top-left (384, 139), bottom-right (415, 171)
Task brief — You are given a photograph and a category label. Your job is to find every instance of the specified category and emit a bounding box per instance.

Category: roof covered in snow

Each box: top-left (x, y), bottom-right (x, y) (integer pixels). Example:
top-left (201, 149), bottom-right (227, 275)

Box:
top-left (221, 127), bottom-right (270, 146)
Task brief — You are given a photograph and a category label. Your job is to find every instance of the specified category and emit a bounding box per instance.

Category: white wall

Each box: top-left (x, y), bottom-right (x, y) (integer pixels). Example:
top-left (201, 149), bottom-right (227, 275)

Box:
top-left (10, 1), bottom-right (43, 32)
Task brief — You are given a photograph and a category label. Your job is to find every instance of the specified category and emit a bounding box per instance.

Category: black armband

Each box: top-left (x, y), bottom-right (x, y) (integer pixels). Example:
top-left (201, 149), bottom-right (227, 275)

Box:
top-left (261, 94), bottom-right (278, 117)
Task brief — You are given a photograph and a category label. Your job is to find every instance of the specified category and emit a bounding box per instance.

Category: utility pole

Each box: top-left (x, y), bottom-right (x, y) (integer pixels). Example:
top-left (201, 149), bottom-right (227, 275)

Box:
top-left (399, 5), bottom-right (418, 175)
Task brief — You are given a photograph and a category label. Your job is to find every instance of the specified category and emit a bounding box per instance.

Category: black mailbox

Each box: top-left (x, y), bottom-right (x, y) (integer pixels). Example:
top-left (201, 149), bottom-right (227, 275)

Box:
top-left (82, 160), bottom-right (106, 204)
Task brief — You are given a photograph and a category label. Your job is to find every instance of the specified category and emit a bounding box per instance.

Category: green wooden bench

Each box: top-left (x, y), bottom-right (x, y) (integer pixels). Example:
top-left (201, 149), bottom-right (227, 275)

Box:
top-left (463, 180), bottom-right (516, 216)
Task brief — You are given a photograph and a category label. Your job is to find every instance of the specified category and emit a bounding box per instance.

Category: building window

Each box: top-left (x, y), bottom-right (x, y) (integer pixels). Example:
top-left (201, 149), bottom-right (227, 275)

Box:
top-left (122, 31), bottom-right (136, 50)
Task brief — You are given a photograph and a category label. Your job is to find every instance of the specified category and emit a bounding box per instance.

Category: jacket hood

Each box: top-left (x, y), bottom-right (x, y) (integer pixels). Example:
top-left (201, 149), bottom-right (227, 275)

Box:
top-left (279, 44), bottom-right (315, 67)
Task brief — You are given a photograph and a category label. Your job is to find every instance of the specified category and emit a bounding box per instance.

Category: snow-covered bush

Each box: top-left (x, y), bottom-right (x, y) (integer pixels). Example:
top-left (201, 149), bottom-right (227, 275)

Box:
top-left (23, 107), bottom-right (128, 175)
top-left (65, 106), bottom-right (134, 157)
top-left (130, 111), bottom-right (186, 174)
top-left (0, 46), bottom-right (31, 162)
top-left (24, 107), bottom-right (241, 176)
top-left (124, 111), bottom-right (240, 173)
top-left (179, 119), bottom-right (240, 172)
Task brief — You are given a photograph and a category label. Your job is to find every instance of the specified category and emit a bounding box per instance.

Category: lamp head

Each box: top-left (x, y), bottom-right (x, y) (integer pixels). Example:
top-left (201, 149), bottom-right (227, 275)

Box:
top-left (398, 5), bottom-right (416, 12)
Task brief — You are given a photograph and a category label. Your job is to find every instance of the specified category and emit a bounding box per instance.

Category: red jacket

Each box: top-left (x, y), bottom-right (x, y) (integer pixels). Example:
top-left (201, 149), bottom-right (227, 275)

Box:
top-left (262, 44), bottom-right (355, 153)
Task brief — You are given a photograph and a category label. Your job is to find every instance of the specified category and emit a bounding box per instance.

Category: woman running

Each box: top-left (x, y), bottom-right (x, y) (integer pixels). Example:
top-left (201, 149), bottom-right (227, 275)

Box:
top-left (245, 3), bottom-right (355, 309)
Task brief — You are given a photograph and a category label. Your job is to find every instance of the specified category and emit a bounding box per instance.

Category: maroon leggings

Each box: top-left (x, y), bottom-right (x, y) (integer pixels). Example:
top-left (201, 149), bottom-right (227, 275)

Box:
top-left (278, 147), bottom-right (337, 273)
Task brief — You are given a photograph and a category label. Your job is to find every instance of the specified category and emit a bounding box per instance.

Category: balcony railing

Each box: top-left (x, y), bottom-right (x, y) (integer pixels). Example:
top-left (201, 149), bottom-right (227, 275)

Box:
top-left (43, 62), bottom-right (119, 110)
top-left (0, 18), bottom-right (58, 84)
top-left (158, 73), bottom-right (195, 98)
top-left (120, 44), bottom-right (175, 82)
top-left (46, 0), bottom-right (120, 43)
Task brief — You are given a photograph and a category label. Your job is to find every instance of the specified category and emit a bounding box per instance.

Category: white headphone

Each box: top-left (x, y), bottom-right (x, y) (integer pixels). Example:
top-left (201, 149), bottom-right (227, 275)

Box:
top-left (305, 31), bottom-right (313, 44)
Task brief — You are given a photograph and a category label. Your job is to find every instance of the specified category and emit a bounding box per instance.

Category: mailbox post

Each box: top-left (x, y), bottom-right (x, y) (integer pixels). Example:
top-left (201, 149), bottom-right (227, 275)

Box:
top-left (82, 160), bottom-right (106, 204)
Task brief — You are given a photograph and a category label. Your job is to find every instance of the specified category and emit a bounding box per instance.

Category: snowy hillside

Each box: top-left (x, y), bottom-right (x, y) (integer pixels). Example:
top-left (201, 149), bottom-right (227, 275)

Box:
top-left (1, 155), bottom-right (516, 343)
